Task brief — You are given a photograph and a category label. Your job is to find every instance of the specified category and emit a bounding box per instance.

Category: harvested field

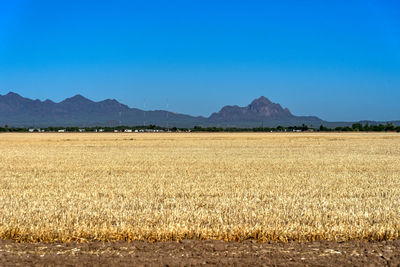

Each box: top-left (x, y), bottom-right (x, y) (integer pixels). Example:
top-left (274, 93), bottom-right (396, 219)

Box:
top-left (0, 132), bottom-right (400, 242)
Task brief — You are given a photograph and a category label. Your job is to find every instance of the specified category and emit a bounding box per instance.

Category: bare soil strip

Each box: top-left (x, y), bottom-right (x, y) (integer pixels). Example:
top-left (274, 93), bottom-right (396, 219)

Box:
top-left (1, 240), bottom-right (400, 266)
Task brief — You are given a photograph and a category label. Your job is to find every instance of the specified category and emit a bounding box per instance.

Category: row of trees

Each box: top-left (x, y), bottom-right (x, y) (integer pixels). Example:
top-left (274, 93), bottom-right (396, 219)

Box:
top-left (193, 123), bottom-right (400, 132)
top-left (1, 123), bottom-right (399, 133)
top-left (338, 123), bottom-right (398, 132)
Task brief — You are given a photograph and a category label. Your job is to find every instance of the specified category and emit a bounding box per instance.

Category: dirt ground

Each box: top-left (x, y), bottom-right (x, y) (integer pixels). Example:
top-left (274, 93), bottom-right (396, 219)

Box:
top-left (1, 240), bottom-right (400, 266)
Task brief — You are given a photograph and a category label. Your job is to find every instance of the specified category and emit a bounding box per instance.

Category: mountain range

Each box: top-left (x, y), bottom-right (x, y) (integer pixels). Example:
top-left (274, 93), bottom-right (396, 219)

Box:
top-left (0, 92), bottom-right (397, 128)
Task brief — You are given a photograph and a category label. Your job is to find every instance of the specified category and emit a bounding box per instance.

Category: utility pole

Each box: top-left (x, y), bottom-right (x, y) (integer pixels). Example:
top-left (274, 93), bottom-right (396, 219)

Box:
top-left (143, 99), bottom-right (146, 126)
top-left (119, 103), bottom-right (122, 127)
top-left (166, 99), bottom-right (169, 129)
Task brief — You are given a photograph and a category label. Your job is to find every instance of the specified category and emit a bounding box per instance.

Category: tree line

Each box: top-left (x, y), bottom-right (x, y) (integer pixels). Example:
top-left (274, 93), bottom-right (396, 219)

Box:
top-left (193, 123), bottom-right (400, 132)
top-left (0, 123), bottom-right (399, 133)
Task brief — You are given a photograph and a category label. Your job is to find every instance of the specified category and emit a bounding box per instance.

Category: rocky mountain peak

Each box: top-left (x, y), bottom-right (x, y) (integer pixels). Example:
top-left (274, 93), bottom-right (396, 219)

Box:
top-left (61, 94), bottom-right (93, 104)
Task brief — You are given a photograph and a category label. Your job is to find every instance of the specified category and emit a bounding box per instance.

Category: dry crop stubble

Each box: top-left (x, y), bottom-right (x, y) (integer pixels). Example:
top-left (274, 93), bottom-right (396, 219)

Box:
top-left (0, 132), bottom-right (400, 242)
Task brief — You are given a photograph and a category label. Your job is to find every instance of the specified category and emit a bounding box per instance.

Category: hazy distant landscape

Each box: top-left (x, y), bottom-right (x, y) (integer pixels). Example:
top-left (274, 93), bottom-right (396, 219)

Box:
top-left (1, 92), bottom-right (399, 128)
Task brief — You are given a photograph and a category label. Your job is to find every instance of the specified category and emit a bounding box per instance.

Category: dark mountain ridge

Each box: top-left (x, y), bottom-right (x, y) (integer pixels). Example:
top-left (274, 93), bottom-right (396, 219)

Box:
top-left (0, 92), bottom-right (204, 127)
top-left (208, 96), bottom-right (322, 127)
top-left (1, 91), bottom-right (396, 128)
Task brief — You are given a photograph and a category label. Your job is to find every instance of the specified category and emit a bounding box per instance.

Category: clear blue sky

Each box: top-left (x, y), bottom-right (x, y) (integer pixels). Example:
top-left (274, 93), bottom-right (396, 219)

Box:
top-left (0, 0), bottom-right (399, 121)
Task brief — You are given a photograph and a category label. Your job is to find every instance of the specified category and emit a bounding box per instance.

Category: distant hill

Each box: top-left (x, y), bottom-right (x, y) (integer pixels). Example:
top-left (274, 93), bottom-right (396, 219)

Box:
top-left (207, 96), bottom-right (323, 127)
top-left (0, 92), bottom-right (205, 127)
top-left (0, 92), bottom-right (397, 127)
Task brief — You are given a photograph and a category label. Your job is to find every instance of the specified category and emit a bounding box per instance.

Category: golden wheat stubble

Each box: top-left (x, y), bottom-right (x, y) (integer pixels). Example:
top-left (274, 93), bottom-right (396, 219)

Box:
top-left (0, 132), bottom-right (399, 242)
